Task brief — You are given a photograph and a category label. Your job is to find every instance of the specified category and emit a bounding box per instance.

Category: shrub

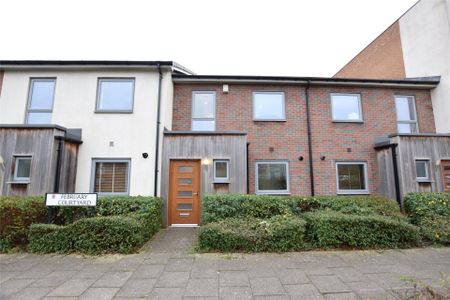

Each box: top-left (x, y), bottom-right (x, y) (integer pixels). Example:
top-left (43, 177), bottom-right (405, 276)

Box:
top-left (202, 194), bottom-right (402, 224)
top-left (198, 215), bottom-right (306, 252)
top-left (404, 193), bottom-right (450, 245)
top-left (28, 196), bottom-right (162, 254)
top-left (0, 196), bottom-right (47, 251)
top-left (303, 210), bottom-right (420, 249)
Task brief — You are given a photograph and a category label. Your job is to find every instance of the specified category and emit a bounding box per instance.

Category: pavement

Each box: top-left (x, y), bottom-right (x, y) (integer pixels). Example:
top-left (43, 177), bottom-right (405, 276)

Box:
top-left (0, 228), bottom-right (449, 300)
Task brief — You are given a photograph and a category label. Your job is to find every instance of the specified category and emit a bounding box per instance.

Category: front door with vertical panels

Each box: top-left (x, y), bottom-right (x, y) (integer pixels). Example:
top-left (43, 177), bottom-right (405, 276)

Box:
top-left (441, 160), bottom-right (450, 192)
top-left (169, 160), bottom-right (201, 225)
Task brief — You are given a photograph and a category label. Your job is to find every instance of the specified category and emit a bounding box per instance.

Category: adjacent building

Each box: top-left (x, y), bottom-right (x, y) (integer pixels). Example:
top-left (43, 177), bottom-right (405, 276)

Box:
top-left (335, 0), bottom-right (450, 134)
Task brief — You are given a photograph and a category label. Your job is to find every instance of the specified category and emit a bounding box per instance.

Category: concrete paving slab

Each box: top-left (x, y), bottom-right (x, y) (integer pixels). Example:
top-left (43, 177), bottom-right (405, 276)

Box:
top-left (79, 287), bottom-right (119, 300)
top-left (115, 278), bottom-right (156, 298)
top-left (219, 270), bottom-right (250, 287)
top-left (46, 278), bottom-right (96, 297)
top-left (164, 258), bottom-right (194, 272)
top-left (29, 270), bottom-right (77, 287)
top-left (154, 271), bottom-right (189, 288)
top-left (130, 264), bottom-right (164, 278)
top-left (250, 277), bottom-right (285, 296)
top-left (309, 275), bottom-right (352, 294)
top-left (283, 283), bottom-right (324, 299)
top-left (219, 286), bottom-right (253, 299)
top-left (275, 268), bottom-right (310, 285)
top-left (0, 278), bottom-right (35, 298)
top-left (92, 271), bottom-right (132, 288)
top-left (185, 278), bottom-right (219, 297)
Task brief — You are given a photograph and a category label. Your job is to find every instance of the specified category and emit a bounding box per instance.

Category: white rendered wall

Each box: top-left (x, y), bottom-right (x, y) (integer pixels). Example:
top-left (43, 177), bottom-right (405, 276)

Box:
top-left (0, 69), bottom-right (173, 195)
top-left (399, 0), bottom-right (450, 133)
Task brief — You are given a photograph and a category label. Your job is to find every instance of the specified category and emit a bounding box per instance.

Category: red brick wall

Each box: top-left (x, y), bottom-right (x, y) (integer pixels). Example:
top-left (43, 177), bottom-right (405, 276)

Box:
top-left (173, 83), bottom-right (435, 196)
top-left (334, 21), bottom-right (406, 79)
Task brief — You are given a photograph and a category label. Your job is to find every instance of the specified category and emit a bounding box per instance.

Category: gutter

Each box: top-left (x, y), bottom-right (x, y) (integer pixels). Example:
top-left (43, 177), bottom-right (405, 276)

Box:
top-left (154, 64), bottom-right (163, 197)
top-left (305, 81), bottom-right (315, 196)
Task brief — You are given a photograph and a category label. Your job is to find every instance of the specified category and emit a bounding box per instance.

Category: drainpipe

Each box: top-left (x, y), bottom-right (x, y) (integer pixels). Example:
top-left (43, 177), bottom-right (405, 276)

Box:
top-left (390, 144), bottom-right (402, 209)
top-left (305, 81), bottom-right (315, 196)
top-left (154, 64), bottom-right (163, 197)
top-left (246, 142), bottom-right (250, 194)
top-left (49, 138), bottom-right (63, 223)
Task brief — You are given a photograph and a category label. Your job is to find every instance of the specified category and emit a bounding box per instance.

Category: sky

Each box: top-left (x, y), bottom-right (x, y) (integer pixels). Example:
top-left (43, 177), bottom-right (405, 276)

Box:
top-left (0, 0), bottom-right (418, 77)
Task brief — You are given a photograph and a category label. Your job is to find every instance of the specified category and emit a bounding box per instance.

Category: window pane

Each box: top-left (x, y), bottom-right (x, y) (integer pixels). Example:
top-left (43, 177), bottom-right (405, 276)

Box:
top-left (338, 164), bottom-right (366, 190)
top-left (98, 80), bottom-right (134, 111)
top-left (258, 163), bottom-right (287, 191)
top-left (178, 178), bottom-right (193, 185)
top-left (16, 158), bottom-right (31, 179)
top-left (332, 94), bottom-right (361, 120)
top-left (215, 161), bottom-right (228, 179)
top-left (178, 191), bottom-right (193, 197)
top-left (178, 166), bottom-right (193, 173)
top-left (416, 161), bottom-right (428, 178)
top-left (254, 93), bottom-right (284, 120)
top-left (193, 93), bottom-right (215, 118)
top-left (27, 112), bottom-right (52, 124)
top-left (395, 96), bottom-right (415, 121)
top-left (397, 123), bottom-right (417, 133)
top-left (29, 80), bottom-right (55, 109)
top-left (192, 120), bottom-right (215, 131)
top-left (177, 203), bottom-right (192, 210)
top-left (94, 161), bottom-right (128, 193)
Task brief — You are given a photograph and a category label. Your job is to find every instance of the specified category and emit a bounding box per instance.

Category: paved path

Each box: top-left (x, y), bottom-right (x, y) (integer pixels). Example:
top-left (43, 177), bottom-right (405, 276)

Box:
top-left (0, 228), bottom-right (449, 300)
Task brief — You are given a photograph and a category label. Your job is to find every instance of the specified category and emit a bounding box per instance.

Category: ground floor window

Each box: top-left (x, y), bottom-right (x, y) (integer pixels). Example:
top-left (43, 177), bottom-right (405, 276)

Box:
top-left (213, 159), bottom-right (229, 183)
top-left (256, 161), bottom-right (289, 194)
top-left (336, 162), bottom-right (368, 194)
top-left (415, 159), bottom-right (430, 181)
top-left (91, 159), bottom-right (130, 195)
top-left (13, 156), bottom-right (32, 182)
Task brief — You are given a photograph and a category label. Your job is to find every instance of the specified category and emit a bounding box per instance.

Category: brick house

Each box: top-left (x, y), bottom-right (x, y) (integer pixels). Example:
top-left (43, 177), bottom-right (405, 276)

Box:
top-left (1, 61), bottom-right (449, 227)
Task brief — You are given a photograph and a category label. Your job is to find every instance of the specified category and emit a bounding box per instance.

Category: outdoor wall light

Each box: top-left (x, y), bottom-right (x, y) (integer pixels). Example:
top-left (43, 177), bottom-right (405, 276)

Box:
top-left (320, 156), bottom-right (326, 161)
top-left (298, 156), bottom-right (304, 161)
top-left (202, 158), bottom-right (212, 165)
top-left (142, 153), bottom-right (149, 159)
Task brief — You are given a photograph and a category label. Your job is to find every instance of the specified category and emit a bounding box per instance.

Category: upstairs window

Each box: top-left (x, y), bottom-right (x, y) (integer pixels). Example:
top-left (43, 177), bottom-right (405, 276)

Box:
top-left (192, 91), bottom-right (215, 131)
top-left (253, 92), bottom-right (285, 121)
top-left (96, 79), bottom-right (135, 112)
top-left (26, 79), bottom-right (56, 124)
top-left (330, 93), bottom-right (363, 122)
top-left (14, 156), bottom-right (32, 182)
top-left (395, 96), bottom-right (418, 133)
top-left (92, 159), bottom-right (130, 195)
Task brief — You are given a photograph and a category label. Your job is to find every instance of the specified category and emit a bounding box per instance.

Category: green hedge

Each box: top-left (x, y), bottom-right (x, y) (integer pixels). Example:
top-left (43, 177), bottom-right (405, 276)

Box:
top-left (202, 194), bottom-right (403, 224)
top-left (303, 211), bottom-right (420, 249)
top-left (198, 215), bottom-right (306, 252)
top-left (404, 193), bottom-right (450, 245)
top-left (0, 197), bottom-right (47, 251)
top-left (28, 196), bottom-right (162, 254)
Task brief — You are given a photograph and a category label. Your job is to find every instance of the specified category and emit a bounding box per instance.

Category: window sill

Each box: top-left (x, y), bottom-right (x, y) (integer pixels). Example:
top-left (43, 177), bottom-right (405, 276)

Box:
top-left (213, 181), bottom-right (230, 184)
top-left (256, 191), bottom-right (291, 195)
top-left (416, 179), bottom-right (433, 183)
top-left (7, 180), bottom-right (31, 185)
top-left (332, 120), bottom-right (364, 123)
top-left (253, 119), bottom-right (287, 122)
top-left (337, 190), bottom-right (370, 195)
top-left (95, 110), bottom-right (133, 114)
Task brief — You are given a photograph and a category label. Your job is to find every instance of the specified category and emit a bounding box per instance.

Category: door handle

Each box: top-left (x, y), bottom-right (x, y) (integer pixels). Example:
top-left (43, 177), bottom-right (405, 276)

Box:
top-left (193, 192), bottom-right (198, 196)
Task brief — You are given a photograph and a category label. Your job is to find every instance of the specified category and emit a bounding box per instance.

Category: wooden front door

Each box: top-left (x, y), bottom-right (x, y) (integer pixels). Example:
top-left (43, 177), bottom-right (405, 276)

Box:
top-left (441, 160), bottom-right (450, 192)
top-left (169, 160), bottom-right (201, 225)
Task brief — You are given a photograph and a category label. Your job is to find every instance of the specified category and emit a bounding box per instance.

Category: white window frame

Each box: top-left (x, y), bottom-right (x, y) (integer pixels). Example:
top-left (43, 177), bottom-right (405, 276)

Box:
top-left (96, 78), bottom-right (135, 113)
top-left (415, 159), bottom-right (430, 181)
top-left (330, 93), bottom-right (363, 122)
top-left (213, 159), bottom-right (230, 183)
top-left (252, 91), bottom-right (286, 121)
top-left (335, 161), bottom-right (369, 194)
top-left (255, 161), bottom-right (290, 195)
top-left (26, 78), bottom-right (56, 124)
top-left (394, 95), bottom-right (419, 133)
top-left (90, 158), bottom-right (131, 195)
top-left (13, 156), bottom-right (32, 182)
top-left (191, 91), bottom-right (216, 131)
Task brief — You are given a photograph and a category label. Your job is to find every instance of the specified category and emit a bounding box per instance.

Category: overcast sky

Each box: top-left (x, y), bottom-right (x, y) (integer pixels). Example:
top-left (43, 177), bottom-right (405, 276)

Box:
top-left (0, 0), bottom-right (417, 77)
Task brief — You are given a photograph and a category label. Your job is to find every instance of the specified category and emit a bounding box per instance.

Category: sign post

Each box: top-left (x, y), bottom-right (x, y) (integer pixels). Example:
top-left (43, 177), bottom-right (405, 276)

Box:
top-left (45, 193), bottom-right (98, 223)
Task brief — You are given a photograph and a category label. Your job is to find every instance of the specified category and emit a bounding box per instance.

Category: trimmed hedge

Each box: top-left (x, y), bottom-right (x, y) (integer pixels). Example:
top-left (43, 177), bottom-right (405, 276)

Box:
top-left (303, 210), bottom-right (420, 248)
top-left (198, 215), bottom-right (306, 252)
top-left (0, 196), bottom-right (47, 251)
top-left (202, 194), bottom-right (403, 224)
top-left (28, 196), bottom-right (162, 254)
top-left (404, 193), bottom-right (450, 245)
